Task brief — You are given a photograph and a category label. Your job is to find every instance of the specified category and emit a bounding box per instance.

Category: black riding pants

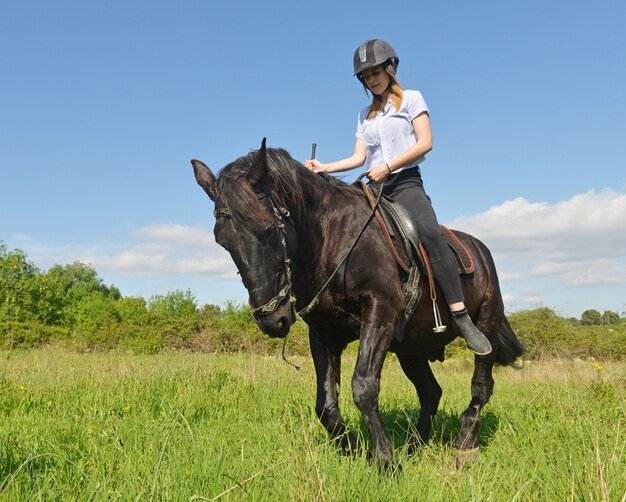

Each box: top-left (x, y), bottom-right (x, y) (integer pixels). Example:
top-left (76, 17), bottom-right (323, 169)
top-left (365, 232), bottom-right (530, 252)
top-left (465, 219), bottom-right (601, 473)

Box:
top-left (375, 167), bottom-right (464, 305)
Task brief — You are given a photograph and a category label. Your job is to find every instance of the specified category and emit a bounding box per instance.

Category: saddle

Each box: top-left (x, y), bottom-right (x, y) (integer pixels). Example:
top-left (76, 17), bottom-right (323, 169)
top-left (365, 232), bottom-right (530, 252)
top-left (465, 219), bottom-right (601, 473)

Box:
top-left (359, 181), bottom-right (474, 341)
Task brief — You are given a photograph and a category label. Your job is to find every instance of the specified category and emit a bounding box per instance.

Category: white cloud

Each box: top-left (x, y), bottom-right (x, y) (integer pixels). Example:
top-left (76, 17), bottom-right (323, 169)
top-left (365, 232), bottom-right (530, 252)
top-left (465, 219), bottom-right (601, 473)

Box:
top-left (497, 270), bottom-right (524, 281)
top-left (70, 224), bottom-right (238, 279)
top-left (84, 225), bottom-right (236, 279)
top-left (449, 189), bottom-right (626, 261)
top-left (12, 224), bottom-right (237, 281)
top-left (447, 189), bottom-right (626, 315)
top-left (448, 189), bottom-right (626, 290)
top-left (135, 223), bottom-right (216, 248)
top-left (531, 259), bottom-right (626, 287)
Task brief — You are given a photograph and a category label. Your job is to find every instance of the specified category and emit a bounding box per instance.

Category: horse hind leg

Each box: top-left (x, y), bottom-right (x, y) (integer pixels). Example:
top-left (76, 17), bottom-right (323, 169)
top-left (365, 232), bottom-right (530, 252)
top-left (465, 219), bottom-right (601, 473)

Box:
top-left (397, 355), bottom-right (443, 454)
top-left (456, 340), bottom-right (497, 467)
top-left (455, 299), bottom-right (501, 467)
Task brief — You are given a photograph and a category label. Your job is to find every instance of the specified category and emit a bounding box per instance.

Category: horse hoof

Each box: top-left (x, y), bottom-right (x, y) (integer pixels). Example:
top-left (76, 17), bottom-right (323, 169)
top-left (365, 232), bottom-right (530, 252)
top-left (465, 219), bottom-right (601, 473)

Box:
top-left (338, 432), bottom-right (361, 456)
top-left (455, 446), bottom-right (480, 469)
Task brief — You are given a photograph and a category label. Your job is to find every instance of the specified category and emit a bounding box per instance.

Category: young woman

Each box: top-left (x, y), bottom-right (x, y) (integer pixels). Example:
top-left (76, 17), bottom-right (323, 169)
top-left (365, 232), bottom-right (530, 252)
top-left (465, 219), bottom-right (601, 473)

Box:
top-left (303, 39), bottom-right (492, 355)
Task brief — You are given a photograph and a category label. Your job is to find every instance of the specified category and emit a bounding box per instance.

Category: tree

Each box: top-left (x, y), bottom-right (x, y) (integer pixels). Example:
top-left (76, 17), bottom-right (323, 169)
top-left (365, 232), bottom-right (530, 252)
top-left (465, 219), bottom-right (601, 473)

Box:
top-left (0, 244), bottom-right (39, 321)
top-left (44, 262), bottom-right (118, 326)
top-left (581, 309), bottom-right (602, 326)
top-left (602, 310), bottom-right (620, 325)
top-left (46, 262), bottom-right (110, 297)
top-left (1, 244), bottom-right (123, 326)
top-left (116, 297), bottom-right (148, 321)
top-left (148, 290), bottom-right (198, 318)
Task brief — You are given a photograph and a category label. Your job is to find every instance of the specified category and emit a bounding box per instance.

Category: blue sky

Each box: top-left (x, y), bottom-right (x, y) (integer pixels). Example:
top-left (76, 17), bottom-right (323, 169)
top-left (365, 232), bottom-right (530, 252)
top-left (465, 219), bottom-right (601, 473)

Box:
top-left (1, 1), bottom-right (625, 318)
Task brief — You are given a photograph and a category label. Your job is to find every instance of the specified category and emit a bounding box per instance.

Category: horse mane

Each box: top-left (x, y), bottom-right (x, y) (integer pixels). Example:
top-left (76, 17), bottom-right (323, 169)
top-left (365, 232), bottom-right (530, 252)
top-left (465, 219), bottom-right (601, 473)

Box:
top-left (215, 147), bottom-right (362, 223)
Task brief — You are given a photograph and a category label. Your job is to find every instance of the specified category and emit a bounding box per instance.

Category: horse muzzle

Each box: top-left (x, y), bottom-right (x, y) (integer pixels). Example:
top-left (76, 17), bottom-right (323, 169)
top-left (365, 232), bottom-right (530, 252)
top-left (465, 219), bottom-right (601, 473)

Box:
top-left (252, 299), bottom-right (296, 338)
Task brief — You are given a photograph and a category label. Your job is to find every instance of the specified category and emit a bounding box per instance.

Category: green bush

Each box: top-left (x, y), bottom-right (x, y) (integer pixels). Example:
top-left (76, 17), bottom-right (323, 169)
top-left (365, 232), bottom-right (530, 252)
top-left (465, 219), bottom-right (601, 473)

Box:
top-left (0, 321), bottom-right (69, 349)
top-left (508, 307), bottom-right (626, 359)
top-left (575, 324), bottom-right (626, 359)
top-left (508, 307), bottom-right (571, 358)
top-left (116, 296), bottom-right (148, 321)
top-left (148, 289), bottom-right (198, 318)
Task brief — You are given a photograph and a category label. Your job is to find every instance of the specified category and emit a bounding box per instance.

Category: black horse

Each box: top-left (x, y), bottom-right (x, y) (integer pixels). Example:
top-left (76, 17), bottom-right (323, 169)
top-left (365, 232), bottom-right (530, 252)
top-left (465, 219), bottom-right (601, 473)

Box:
top-left (192, 139), bottom-right (525, 469)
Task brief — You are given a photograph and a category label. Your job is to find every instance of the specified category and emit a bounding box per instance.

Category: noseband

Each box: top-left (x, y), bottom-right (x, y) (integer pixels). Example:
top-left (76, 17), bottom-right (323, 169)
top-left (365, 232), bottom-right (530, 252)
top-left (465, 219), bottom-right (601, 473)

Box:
top-left (215, 191), bottom-right (297, 317)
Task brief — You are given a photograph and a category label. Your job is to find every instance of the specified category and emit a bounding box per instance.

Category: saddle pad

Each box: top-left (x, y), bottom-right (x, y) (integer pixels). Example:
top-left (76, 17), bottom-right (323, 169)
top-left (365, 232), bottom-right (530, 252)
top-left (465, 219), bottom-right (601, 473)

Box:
top-left (440, 225), bottom-right (475, 274)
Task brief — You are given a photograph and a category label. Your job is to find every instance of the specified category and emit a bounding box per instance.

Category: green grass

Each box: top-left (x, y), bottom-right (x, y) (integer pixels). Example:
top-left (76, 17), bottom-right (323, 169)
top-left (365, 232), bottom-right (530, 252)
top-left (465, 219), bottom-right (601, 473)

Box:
top-left (0, 348), bottom-right (624, 501)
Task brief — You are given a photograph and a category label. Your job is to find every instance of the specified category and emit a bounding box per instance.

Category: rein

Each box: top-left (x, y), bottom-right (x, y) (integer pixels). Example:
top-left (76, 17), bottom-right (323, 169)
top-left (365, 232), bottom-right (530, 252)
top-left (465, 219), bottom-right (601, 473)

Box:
top-left (297, 174), bottom-right (385, 317)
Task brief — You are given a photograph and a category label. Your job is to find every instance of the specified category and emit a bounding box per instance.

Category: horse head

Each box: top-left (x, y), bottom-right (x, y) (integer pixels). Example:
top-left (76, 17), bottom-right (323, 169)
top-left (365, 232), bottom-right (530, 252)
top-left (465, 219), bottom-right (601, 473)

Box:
top-left (191, 138), bottom-right (297, 338)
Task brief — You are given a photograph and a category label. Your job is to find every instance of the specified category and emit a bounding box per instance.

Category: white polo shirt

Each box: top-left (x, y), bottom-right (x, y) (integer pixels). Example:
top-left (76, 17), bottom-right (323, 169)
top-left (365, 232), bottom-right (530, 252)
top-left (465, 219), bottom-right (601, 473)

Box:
top-left (355, 89), bottom-right (429, 172)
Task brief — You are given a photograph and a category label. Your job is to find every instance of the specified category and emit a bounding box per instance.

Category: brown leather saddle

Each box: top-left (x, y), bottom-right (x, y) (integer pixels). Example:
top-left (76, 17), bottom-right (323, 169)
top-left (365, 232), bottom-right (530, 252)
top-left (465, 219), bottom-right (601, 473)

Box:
top-left (359, 181), bottom-right (475, 341)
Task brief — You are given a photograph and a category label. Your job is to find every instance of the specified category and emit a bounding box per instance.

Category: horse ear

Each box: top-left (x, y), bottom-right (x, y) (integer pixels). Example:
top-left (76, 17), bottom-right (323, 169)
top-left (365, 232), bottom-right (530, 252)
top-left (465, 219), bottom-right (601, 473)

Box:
top-left (248, 138), bottom-right (268, 188)
top-left (191, 159), bottom-right (217, 200)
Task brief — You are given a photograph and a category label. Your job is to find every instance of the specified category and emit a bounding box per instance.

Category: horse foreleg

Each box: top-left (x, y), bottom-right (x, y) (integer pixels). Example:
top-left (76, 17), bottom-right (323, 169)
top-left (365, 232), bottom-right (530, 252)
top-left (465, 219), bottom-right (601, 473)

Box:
top-left (456, 353), bottom-right (496, 468)
top-left (351, 309), bottom-right (397, 469)
top-left (397, 355), bottom-right (442, 453)
top-left (309, 330), bottom-right (359, 454)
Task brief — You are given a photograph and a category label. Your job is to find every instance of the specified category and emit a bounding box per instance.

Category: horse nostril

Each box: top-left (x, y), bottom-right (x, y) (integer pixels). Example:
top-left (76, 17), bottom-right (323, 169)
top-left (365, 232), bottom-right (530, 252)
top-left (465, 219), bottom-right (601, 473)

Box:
top-left (276, 317), bottom-right (286, 331)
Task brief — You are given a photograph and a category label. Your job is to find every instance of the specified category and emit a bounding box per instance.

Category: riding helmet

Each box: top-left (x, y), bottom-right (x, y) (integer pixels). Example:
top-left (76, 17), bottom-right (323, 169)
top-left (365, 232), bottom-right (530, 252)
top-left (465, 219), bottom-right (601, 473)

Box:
top-left (353, 39), bottom-right (399, 77)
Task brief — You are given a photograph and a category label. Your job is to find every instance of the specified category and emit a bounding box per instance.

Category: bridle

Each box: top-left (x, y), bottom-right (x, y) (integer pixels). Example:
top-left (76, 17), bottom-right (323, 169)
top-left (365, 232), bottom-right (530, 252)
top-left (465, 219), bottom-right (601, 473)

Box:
top-left (251, 192), bottom-right (297, 317)
top-left (214, 190), bottom-right (298, 318)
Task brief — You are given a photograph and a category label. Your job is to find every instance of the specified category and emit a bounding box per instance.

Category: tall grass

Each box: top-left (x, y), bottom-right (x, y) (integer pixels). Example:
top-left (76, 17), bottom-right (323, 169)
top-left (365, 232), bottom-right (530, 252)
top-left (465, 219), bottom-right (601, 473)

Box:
top-left (0, 348), bottom-right (624, 500)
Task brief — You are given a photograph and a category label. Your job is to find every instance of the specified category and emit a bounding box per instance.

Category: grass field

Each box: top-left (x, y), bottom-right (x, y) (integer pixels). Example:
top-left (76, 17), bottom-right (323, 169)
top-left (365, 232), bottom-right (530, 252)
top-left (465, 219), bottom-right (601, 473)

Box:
top-left (0, 348), bottom-right (624, 501)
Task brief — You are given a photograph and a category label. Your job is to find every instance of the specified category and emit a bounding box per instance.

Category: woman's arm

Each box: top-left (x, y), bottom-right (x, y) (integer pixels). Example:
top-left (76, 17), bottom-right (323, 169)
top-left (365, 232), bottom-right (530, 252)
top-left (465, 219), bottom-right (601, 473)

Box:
top-left (366, 112), bottom-right (433, 182)
top-left (304, 139), bottom-right (366, 174)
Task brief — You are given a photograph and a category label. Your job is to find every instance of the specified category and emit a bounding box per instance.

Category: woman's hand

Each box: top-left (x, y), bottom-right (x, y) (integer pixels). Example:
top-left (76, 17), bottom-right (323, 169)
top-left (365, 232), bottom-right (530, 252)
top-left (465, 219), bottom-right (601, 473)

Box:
top-left (366, 165), bottom-right (389, 183)
top-left (303, 159), bottom-right (325, 173)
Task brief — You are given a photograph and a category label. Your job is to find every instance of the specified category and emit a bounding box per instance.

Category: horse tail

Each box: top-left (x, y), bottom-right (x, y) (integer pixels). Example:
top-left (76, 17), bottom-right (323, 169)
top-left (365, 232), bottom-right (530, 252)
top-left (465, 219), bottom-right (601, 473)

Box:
top-left (495, 315), bottom-right (526, 365)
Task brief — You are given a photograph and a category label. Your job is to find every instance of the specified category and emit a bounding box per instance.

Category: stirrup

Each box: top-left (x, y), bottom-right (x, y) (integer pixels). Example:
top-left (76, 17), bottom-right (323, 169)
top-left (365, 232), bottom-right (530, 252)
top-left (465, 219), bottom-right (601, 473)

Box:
top-left (432, 300), bottom-right (447, 333)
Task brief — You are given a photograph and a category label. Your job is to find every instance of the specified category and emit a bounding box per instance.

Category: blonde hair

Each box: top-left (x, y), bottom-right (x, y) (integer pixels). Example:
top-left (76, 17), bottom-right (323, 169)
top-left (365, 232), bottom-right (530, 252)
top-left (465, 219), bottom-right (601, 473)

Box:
top-left (364, 65), bottom-right (403, 120)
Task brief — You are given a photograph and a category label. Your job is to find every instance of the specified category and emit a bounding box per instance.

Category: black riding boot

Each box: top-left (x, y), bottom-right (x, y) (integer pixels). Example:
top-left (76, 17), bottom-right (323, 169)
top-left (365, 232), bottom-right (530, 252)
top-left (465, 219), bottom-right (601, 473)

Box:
top-left (450, 308), bottom-right (492, 355)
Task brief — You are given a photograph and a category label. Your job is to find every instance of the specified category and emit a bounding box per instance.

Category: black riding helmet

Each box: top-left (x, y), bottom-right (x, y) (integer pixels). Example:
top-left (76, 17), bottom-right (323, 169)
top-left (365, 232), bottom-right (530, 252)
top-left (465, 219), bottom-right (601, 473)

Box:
top-left (353, 39), bottom-right (399, 83)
